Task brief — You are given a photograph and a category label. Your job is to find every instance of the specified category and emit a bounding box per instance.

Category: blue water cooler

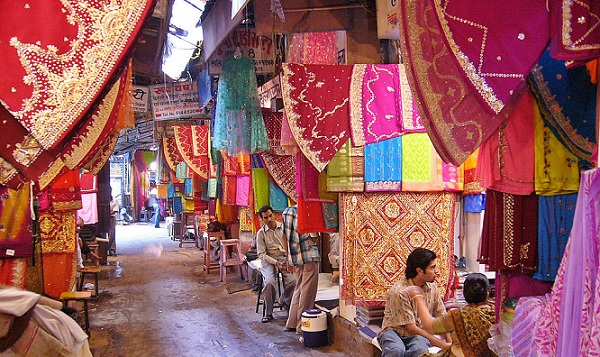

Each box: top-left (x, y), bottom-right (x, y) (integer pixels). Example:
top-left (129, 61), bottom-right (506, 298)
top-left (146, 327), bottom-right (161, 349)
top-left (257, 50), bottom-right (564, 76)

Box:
top-left (301, 309), bottom-right (328, 347)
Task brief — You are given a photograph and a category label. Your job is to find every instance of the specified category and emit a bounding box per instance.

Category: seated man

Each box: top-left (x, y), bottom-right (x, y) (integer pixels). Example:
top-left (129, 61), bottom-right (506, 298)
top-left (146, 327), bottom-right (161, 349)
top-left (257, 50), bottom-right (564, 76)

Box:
top-left (76, 218), bottom-right (100, 269)
top-left (256, 205), bottom-right (296, 323)
top-left (378, 248), bottom-right (451, 357)
top-left (0, 286), bottom-right (92, 356)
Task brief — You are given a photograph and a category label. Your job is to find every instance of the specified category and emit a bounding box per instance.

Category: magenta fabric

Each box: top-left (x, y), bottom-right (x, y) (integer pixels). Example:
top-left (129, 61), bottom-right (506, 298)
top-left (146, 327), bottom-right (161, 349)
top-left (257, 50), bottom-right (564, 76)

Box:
top-left (495, 271), bottom-right (552, 322)
top-left (350, 64), bottom-right (426, 147)
top-left (549, 0), bottom-right (600, 64)
top-left (235, 175), bottom-right (250, 207)
top-left (350, 64), bottom-right (402, 146)
top-left (398, 0), bottom-right (549, 164)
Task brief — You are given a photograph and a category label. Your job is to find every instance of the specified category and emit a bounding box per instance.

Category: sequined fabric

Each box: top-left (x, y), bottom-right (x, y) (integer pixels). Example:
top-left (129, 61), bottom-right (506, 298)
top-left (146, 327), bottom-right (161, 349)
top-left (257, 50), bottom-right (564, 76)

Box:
top-left (281, 63), bottom-right (353, 171)
top-left (213, 57), bottom-right (269, 155)
top-left (0, 0), bottom-right (154, 150)
top-left (341, 192), bottom-right (456, 302)
top-left (529, 50), bottom-right (597, 168)
top-left (479, 190), bottom-right (538, 272)
top-left (398, 0), bottom-right (549, 165)
top-left (550, 0), bottom-right (600, 63)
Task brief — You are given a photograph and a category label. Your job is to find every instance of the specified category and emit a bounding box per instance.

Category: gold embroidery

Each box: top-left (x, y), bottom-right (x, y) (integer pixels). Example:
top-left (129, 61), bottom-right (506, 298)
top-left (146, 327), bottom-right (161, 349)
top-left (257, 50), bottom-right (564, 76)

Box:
top-left (0, 159), bottom-right (19, 185)
top-left (520, 242), bottom-right (530, 260)
top-left (562, 0), bottom-right (600, 51)
top-left (281, 63), bottom-right (350, 172)
top-left (9, 0), bottom-right (149, 149)
top-left (502, 194), bottom-right (515, 268)
top-left (38, 159), bottom-right (66, 190)
top-left (85, 132), bottom-right (118, 175)
top-left (350, 64), bottom-right (367, 146)
top-left (62, 76), bottom-right (121, 169)
top-left (12, 135), bottom-right (43, 166)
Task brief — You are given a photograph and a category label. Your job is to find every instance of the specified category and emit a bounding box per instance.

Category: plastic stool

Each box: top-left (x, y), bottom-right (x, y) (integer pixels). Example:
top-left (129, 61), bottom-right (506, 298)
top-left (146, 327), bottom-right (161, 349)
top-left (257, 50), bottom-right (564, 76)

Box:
top-left (219, 239), bottom-right (247, 284)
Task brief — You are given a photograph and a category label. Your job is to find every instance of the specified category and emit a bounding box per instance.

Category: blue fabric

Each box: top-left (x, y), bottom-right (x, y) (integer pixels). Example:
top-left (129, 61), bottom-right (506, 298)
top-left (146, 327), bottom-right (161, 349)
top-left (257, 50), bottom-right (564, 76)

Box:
top-left (196, 67), bottom-right (213, 110)
top-left (269, 181), bottom-right (287, 212)
top-left (321, 202), bottom-right (338, 229)
top-left (530, 50), bottom-right (597, 168)
top-left (167, 183), bottom-right (174, 198)
top-left (173, 196), bottom-right (183, 215)
top-left (364, 137), bottom-right (402, 192)
top-left (464, 194), bottom-right (486, 213)
top-left (184, 178), bottom-right (193, 198)
top-left (534, 193), bottom-right (577, 281)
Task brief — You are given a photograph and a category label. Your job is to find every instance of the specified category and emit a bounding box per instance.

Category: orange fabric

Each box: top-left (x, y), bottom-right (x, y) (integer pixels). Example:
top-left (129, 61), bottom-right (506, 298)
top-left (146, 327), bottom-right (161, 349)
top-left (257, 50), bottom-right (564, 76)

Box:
top-left (42, 253), bottom-right (76, 300)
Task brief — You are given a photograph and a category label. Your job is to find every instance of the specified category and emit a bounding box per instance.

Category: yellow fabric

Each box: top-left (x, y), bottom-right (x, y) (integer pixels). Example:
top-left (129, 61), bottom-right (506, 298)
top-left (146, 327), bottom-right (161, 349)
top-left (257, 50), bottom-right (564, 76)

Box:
top-left (534, 102), bottom-right (580, 195)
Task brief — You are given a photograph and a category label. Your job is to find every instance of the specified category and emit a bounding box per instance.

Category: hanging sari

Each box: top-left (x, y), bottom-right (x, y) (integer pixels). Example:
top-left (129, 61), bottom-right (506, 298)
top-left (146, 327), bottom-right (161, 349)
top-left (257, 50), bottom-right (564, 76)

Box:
top-left (535, 194), bottom-right (577, 282)
top-left (534, 100), bottom-right (580, 196)
top-left (549, 0), bottom-right (600, 63)
top-left (476, 89), bottom-right (536, 195)
top-left (529, 50), bottom-right (597, 168)
top-left (0, 184), bottom-right (33, 258)
top-left (512, 169), bottom-right (600, 356)
top-left (281, 63), bottom-right (353, 171)
top-left (398, 0), bottom-right (549, 165)
top-left (212, 57), bottom-right (269, 155)
top-left (327, 140), bottom-right (365, 192)
top-left (364, 137), bottom-right (402, 192)
top-left (401, 133), bottom-right (443, 192)
top-left (479, 190), bottom-right (538, 272)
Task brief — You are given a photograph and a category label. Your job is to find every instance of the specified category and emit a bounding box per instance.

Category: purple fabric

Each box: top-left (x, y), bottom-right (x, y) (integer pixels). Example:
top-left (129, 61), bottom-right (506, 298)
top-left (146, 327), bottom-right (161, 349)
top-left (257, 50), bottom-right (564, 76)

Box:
top-left (512, 168), bottom-right (600, 356)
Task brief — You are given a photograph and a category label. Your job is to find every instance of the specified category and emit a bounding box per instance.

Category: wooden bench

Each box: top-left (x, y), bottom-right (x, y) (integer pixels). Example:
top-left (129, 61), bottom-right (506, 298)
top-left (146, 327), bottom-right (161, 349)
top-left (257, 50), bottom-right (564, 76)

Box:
top-left (60, 291), bottom-right (92, 336)
top-left (77, 266), bottom-right (101, 299)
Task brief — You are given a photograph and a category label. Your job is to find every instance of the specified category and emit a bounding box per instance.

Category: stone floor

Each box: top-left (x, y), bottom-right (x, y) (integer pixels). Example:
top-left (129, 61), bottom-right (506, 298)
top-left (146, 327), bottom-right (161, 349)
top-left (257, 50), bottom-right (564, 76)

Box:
top-left (85, 222), bottom-right (348, 357)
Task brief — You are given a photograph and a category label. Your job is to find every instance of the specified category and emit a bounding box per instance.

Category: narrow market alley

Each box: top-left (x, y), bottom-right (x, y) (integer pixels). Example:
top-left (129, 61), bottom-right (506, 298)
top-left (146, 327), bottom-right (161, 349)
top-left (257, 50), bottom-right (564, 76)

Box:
top-left (85, 222), bottom-right (348, 357)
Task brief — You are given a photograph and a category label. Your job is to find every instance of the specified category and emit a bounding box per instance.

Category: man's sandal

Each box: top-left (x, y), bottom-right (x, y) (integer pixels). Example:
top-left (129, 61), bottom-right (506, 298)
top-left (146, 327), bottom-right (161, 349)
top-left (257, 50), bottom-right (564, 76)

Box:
top-left (261, 315), bottom-right (273, 323)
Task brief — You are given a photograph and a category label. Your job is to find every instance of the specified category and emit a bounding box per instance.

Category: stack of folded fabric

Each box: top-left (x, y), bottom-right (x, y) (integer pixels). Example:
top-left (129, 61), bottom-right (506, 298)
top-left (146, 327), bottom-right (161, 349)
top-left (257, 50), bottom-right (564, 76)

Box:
top-left (355, 300), bottom-right (386, 327)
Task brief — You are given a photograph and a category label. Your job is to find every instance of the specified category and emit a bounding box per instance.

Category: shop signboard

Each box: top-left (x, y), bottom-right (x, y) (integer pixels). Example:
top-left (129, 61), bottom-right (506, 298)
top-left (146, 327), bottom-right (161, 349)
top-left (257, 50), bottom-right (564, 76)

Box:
top-left (132, 85), bottom-right (150, 114)
top-left (377, 0), bottom-right (400, 39)
top-left (208, 29), bottom-right (275, 75)
top-left (150, 82), bottom-right (203, 120)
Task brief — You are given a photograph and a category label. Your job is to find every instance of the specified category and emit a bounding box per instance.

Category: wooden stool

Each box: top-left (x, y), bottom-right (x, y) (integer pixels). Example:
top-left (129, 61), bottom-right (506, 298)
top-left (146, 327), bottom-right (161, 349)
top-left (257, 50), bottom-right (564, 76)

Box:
top-left (179, 212), bottom-right (198, 248)
top-left (219, 239), bottom-right (247, 284)
top-left (60, 291), bottom-right (92, 336)
top-left (86, 243), bottom-right (99, 267)
top-left (203, 232), bottom-right (223, 274)
top-left (77, 267), bottom-right (101, 299)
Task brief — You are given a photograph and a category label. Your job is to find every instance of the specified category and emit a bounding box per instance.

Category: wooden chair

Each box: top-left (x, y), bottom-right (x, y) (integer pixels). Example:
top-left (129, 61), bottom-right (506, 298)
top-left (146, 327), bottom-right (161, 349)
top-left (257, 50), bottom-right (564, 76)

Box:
top-left (179, 212), bottom-right (198, 248)
top-left (203, 232), bottom-right (224, 274)
top-left (219, 239), bottom-right (247, 284)
top-left (60, 291), bottom-right (92, 336)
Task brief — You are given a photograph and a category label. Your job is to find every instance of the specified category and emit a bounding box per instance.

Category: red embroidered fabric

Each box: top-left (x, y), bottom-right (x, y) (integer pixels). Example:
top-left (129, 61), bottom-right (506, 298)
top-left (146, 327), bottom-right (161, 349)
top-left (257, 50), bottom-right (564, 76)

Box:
top-left (0, 0), bottom-right (154, 150)
top-left (173, 125), bottom-right (210, 179)
top-left (281, 63), bottom-right (353, 172)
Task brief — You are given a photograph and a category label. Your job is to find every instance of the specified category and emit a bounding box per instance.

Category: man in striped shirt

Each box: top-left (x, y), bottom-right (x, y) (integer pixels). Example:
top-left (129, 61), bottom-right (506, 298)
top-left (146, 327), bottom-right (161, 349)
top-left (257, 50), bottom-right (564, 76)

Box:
top-left (282, 205), bottom-right (321, 334)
